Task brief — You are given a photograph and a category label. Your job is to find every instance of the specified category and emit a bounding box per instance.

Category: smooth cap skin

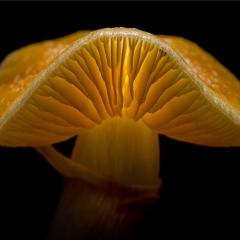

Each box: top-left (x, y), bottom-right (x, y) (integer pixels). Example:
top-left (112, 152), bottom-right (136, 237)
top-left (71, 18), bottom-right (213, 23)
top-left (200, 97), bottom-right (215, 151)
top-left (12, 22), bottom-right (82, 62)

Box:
top-left (0, 28), bottom-right (240, 147)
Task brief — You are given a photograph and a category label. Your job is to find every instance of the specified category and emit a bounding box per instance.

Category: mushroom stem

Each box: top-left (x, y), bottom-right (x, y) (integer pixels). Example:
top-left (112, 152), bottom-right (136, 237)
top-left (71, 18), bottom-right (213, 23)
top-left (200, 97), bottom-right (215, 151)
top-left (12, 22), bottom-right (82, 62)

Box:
top-left (71, 117), bottom-right (160, 186)
top-left (47, 178), bottom-right (160, 240)
top-left (39, 117), bottom-right (161, 239)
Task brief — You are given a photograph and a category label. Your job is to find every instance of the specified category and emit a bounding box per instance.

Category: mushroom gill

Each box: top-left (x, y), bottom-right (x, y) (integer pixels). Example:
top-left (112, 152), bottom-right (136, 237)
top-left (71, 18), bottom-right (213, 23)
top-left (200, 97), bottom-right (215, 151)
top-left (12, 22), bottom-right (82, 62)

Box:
top-left (1, 29), bottom-right (240, 148)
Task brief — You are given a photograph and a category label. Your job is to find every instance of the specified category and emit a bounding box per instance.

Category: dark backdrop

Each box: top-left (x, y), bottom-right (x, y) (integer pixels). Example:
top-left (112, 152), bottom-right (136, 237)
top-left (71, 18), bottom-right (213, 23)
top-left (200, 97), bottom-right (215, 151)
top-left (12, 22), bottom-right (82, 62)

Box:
top-left (0, 2), bottom-right (240, 240)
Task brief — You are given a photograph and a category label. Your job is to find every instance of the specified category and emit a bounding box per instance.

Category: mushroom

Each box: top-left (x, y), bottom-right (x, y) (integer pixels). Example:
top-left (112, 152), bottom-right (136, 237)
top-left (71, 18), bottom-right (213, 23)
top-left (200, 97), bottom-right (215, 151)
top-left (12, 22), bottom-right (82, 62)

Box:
top-left (1, 28), bottom-right (240, 240)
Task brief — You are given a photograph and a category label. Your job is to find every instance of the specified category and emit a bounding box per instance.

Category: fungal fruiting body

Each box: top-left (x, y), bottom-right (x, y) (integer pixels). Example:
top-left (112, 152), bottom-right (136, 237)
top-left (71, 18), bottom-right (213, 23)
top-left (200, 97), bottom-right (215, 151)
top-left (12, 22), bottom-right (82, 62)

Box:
top-left (1, 28), bottom-right (240, 239)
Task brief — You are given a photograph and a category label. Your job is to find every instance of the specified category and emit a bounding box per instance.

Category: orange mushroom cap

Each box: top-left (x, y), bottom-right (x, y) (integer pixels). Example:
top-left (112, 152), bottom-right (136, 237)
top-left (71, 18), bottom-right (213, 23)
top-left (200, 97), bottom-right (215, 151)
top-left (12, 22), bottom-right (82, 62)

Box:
top-left (0, 28), bottom-right (240, 147)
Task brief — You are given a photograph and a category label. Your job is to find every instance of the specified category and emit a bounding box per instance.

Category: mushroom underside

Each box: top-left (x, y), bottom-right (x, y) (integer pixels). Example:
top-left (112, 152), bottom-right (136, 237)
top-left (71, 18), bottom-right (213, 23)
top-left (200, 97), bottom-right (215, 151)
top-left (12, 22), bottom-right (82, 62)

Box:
top-left (0, 29), bottom-right (240, 147)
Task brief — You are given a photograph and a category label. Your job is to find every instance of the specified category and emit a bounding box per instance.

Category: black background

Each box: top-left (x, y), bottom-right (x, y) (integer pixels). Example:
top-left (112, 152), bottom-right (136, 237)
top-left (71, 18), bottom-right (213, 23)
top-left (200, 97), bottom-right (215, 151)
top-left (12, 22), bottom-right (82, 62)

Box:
top-left (1, 2), bottom-right (240, 240)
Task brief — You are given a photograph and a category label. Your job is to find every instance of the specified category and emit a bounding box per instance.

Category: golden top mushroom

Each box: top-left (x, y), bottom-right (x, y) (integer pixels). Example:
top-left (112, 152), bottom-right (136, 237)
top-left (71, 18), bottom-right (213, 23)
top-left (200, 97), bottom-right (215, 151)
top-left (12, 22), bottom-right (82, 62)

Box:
top-left (1, 28), bottom-right (240, 147)
top-left (1, 28), bottom-right (240, 239)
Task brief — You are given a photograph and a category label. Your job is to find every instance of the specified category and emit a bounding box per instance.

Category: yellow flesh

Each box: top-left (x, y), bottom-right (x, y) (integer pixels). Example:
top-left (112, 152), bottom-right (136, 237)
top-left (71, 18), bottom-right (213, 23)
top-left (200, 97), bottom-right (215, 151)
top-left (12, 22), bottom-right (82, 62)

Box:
top-left (0, 28), bottom-right (240, 146)
top-left (71, 117), bottom-right (160, 185)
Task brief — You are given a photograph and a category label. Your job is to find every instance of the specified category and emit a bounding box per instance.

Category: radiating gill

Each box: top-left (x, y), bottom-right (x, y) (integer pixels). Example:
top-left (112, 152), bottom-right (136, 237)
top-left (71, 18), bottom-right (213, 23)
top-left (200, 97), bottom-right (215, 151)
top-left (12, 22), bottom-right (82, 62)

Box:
top-left (45, 35), bottom-right (194, 124)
